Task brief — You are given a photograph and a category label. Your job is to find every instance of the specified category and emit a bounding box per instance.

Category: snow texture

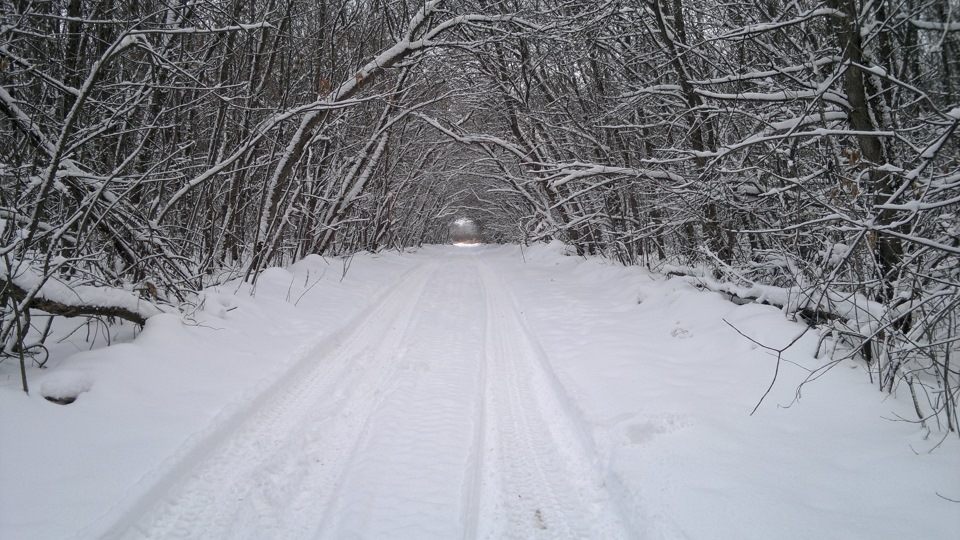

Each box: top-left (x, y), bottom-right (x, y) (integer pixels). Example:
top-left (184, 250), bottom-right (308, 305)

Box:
top-left (1, 245), bottom-right (958, 539)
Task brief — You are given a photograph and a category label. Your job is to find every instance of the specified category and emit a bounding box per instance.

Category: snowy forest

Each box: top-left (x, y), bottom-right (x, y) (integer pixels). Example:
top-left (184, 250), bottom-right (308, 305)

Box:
top-left (2, 0), bottom-right (958, 432)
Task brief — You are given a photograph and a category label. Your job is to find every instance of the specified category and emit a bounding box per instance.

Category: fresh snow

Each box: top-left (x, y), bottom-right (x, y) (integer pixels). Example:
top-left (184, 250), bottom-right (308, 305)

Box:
top-left (1, 244), bottom-right (958, 539)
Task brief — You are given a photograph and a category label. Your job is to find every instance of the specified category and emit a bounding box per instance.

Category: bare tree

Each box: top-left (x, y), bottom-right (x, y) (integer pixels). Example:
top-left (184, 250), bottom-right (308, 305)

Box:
top-left (2, 0), bottom-right (957, 429)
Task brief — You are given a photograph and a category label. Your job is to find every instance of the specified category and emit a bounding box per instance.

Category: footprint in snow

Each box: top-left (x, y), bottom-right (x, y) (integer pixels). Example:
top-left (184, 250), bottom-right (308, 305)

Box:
top-left (534, 508), bottom-right (547, 530)
top-left (671, 327), bottom-right (692, 339)
top-left (622, 414), bottom-right (691, 445)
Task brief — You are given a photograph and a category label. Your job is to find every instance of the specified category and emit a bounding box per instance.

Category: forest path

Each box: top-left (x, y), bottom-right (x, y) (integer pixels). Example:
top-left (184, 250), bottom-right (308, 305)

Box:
top-left (109, 250), bottom-right (630, 539)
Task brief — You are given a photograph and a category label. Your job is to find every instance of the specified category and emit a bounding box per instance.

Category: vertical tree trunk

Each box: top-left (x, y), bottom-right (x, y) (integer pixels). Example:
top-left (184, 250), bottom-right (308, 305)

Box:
top-left (651, 0), bottom-right (730, 263)
top-left (829, 0), bottom-right (903, 302)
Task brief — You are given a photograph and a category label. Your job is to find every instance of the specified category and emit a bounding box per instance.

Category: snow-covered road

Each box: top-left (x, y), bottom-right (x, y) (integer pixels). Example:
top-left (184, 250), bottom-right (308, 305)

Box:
top-left (3, 244), bottom-right (958, 539)
top-left (102, 254), bottom-right (629, 539)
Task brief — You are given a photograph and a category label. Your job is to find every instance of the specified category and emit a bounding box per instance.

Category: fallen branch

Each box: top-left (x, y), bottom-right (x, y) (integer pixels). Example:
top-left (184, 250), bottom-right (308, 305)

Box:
top-left (1, 276), bottom-right (160, 326)
top-left (662, 264), bottom-right (862, 326)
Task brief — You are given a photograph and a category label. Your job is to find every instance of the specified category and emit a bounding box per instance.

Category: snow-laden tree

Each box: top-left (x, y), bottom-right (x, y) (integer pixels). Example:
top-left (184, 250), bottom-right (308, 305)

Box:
top-left (2, 0), bottom-right (957, 430)
top-left (411, 0), bottom-right (959, 430)
top-left (0, 0), bottom-right (536, 390)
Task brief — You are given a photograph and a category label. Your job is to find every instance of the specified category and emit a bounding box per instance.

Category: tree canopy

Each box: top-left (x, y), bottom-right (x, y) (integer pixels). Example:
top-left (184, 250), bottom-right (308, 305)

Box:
top-left (2, 0), bottom-right (958, 429)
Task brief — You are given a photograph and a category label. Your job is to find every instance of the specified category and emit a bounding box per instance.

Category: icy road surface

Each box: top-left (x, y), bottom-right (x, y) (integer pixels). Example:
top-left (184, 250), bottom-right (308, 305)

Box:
top-left (3, 244), bottom-right (958, 539)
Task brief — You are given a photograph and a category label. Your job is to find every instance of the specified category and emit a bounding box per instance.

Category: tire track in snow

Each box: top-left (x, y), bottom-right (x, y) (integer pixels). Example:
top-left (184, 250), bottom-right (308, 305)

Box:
top-left (100, 261), bottom-right (441, 539)
top-left (90, 252), bottom-right (632, 539)
top-left (475, 260), bottom-right (632, 539)
top-left (311, 258), bottom-right (488, 539)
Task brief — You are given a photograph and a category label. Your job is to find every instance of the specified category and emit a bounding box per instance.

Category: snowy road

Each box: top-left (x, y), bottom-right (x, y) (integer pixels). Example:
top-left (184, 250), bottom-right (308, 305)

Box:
top-left (106, 253), bottom-right (630, 539)
top-left (5, 244), bottom-right (957, 540)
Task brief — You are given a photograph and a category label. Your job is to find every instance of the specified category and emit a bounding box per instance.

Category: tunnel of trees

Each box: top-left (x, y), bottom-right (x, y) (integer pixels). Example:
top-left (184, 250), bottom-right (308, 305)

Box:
top-left (449, 217), bottom-right (483, 243)
top-left (2, 0), bottom-right (958, 429)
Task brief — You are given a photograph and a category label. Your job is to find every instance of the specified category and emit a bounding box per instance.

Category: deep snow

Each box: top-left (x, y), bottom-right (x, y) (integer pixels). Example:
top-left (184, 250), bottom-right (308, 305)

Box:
top-left (1, 243), bottom-right (957, 539)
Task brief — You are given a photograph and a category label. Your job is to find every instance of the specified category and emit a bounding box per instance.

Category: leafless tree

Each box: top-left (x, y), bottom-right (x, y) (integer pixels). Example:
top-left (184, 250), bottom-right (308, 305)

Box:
top-left (2, 0), bottom-right (957, 430)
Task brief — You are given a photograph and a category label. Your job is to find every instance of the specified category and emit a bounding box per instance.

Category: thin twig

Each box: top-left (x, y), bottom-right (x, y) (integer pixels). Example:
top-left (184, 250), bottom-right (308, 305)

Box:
top-left (724, 319), bottom-right (810, 415)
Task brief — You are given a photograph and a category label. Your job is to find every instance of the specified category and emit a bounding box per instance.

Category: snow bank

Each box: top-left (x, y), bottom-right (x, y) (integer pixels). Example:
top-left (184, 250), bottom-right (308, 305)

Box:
top-left (501, 246), bottom-right (959, 540)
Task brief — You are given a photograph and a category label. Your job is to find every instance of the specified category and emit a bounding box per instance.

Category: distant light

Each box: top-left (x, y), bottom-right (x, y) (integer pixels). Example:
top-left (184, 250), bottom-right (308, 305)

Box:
top-left (450, 217), bottom-right (481, 245)
top-left (453, 242), bottom-right (482, 247)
